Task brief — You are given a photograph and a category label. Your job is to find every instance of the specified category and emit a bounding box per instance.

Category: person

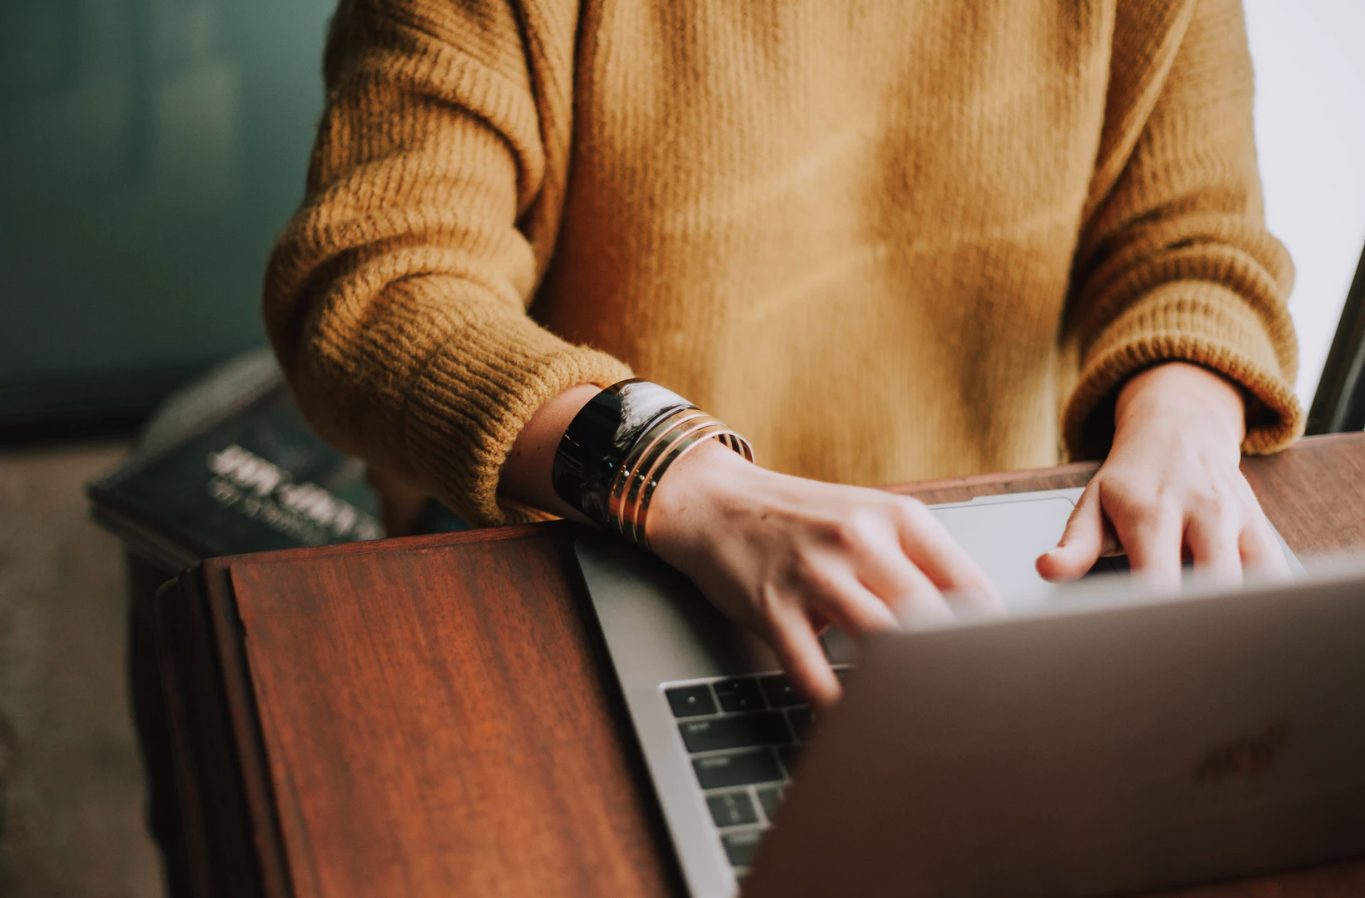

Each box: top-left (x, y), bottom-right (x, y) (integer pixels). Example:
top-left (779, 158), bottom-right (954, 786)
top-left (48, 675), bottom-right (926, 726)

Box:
top-left (264, 0), bottom-right (1301, 707)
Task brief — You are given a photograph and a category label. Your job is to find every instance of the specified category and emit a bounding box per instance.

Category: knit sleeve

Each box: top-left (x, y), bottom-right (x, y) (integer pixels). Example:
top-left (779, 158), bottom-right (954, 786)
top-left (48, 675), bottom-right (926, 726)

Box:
top-left (262, 0), bottom-right (631, 526)
top-left (1060, 0), bottom-right (1301, 461)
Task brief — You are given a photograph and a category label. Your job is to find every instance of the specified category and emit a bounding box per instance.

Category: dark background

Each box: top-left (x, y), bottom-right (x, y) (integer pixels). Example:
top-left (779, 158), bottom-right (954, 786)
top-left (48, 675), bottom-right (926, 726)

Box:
top-left (0, 0), bottom-right (335, 436)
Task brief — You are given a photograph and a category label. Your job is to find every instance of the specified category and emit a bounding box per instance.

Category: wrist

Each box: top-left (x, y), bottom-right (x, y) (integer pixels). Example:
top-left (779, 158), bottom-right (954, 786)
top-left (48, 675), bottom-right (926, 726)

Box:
top-left (548, 379), bottom-right (755, 547)
top-left (647, 437), bottom-right (761, 555)
top-left (502, 383), bottom-right (603, 521)
top-left (1115, 362), bottom-right (1245, 447)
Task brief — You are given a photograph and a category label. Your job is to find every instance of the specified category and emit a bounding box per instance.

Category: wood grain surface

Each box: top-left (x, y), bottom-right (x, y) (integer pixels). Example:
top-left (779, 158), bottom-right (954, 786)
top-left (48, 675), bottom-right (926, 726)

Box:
top-left (156, 433), bottom-right (1365, 898)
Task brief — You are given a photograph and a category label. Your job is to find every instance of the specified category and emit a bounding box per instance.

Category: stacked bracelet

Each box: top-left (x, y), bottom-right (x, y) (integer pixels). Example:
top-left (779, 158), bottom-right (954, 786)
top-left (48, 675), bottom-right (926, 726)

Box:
top-left (552, 379), bottom-right (753, 548)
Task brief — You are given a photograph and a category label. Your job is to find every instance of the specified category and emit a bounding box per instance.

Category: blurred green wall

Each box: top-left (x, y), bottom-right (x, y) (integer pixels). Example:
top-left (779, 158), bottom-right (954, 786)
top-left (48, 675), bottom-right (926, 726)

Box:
top-left (0, 0), bottom-right (335, 429)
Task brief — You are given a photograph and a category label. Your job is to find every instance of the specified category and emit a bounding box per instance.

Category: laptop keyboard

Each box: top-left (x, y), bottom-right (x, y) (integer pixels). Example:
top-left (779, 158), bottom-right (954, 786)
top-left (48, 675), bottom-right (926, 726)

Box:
top-left (663, 667), bottom-right (850, 873)
top-left (654, 559), bottom-right (1143, 877)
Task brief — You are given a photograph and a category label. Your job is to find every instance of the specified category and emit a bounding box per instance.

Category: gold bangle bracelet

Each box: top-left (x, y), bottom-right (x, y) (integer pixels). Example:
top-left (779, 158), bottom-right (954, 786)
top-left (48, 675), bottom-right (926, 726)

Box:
top-left (633, 426), bottom-right (740, 549)
top-left (622, 418), bottom-right (730, 546)
top-left (602, 403), bottom-right (753, 548)
top-left (606, 407), bottom-right (753, 548)
top-left (611, 411), bottom-right (714, 536)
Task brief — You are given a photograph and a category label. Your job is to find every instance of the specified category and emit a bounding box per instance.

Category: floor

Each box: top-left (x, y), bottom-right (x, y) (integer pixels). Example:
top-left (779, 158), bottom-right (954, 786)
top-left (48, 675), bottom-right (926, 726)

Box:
top-left (0, 439), bottom-right (163, 898)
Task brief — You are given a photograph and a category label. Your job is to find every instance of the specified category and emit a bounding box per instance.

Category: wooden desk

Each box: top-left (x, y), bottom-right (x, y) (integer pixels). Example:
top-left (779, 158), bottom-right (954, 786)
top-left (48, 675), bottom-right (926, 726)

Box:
top-left (154, 433), bottom-right (1365, 898)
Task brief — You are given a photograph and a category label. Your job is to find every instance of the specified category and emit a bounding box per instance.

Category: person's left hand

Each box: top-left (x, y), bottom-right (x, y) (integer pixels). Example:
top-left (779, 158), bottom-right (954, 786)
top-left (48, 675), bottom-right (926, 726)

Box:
top-left (1037, 361), bottom-right (1289, 588)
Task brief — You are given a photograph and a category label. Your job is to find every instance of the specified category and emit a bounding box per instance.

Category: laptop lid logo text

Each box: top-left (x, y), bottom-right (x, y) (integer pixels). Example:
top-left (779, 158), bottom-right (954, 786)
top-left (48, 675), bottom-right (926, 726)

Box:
top-left (1195, 722), bottom-right (1289, 783)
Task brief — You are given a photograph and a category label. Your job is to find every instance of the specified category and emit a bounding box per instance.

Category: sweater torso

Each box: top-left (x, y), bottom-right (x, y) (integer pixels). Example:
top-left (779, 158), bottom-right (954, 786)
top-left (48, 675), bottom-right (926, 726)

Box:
top-left (536, 2), bottom-right (1113, 483)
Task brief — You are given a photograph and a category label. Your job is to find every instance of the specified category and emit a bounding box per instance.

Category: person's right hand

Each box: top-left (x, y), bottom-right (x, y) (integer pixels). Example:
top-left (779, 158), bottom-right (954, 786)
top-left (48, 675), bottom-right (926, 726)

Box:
top-left (647, 440), bottom-right (1003, 708)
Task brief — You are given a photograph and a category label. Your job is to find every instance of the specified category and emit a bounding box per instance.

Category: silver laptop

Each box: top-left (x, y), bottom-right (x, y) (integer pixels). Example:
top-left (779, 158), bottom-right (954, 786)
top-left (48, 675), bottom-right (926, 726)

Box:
top-left (574, 488), bottom-right (1365, 897)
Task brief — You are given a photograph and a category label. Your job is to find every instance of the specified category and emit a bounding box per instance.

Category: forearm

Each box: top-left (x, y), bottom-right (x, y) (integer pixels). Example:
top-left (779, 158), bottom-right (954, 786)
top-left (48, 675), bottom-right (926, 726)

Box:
top-left (1115, 362), bottom-right (1245, 451)
top-left (266, 2), bottom-right (636, 528)
top-left (499, 383), bottom-right (602, 522)
top-left (499, 383), bottom-right (751, 532)
top-left (1061, 0), bottom-right (1299, 460)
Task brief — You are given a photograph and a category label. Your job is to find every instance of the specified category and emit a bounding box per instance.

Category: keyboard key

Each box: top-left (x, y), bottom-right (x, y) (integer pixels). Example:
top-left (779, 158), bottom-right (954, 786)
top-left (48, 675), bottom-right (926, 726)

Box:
top-left (713, 677), bottom-right (765, 713)
top-left (759, 674), bottom-right (804, 707)
top-left (665, 684), bottom-right (717, 718)
top-left (722, 829), bottom-right (763, 868)
top-left (786, 706), bottom-right (816, 741)
top-left (706, 790), bottom-right (759, 827)
top-left (693, 749), bottom-right (783, 789)
top-left (680, 712), bottom-right (791, 753)
top-left (755, 784), bottom-right (784, 821)
top-left (777, 744), bottom-right (802, 778)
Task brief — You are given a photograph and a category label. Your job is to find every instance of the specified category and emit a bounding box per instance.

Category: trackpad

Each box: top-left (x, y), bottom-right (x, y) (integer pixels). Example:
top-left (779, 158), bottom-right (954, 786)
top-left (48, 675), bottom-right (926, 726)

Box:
top-left (822, 495), bottom-right (1084, 661)
top-left (931, 497), bottom-right (1078, 612)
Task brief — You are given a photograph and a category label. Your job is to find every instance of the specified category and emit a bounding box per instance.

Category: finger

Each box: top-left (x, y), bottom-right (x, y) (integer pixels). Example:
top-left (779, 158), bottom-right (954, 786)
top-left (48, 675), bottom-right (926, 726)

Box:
top-left (809, 568), bottom-right (903, 636)
top-left (893, 503), bottom-right (1003, 609)
top-left (1184, 511), bottom-right (1242, 586)
top-left (805, 608), bottom-right (832, 635)
top-left (1114, 501), bottom-right (1183, 590)
top-left (1239, 511), bottom-right (1291, 578)
top-left (1037, 483), bottom-right (1105, 582)
top-left (851, 527), bottom-right (955, 615)
top-left (766, 614), bottom-right (842, 709)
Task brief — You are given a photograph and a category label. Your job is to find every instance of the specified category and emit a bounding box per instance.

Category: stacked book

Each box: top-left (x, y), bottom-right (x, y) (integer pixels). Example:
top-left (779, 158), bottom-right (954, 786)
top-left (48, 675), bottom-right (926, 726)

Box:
top-left (88, 351), bottom-right (383, 573)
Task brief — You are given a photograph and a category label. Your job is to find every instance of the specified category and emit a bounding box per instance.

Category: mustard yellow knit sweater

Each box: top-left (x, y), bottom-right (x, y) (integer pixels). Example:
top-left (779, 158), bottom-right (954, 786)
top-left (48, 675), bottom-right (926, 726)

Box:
top-left (264, 0), bottom-right (1301, 527)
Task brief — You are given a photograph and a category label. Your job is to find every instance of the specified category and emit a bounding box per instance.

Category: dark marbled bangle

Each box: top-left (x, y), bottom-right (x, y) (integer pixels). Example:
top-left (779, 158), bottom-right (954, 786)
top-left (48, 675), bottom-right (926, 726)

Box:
top-left (551, 379), bottom-right (693, 526)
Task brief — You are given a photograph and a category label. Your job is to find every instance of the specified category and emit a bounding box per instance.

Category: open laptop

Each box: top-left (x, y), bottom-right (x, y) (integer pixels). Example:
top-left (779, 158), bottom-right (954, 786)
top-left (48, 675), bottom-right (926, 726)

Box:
top-left (573, 487), bottom-right (1365, 897)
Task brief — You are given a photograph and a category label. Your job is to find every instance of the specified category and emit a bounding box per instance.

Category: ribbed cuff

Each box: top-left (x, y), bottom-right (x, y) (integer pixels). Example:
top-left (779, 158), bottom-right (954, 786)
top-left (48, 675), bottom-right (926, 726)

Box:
top-left (1063, 283), bottom-right (1303, 460)
top-left (400, 304), bottom-right (633, 527)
